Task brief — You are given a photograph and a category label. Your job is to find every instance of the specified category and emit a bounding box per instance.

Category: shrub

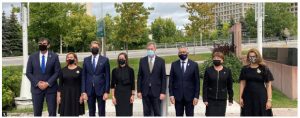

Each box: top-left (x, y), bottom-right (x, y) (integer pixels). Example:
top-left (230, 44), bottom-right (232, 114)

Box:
top-left (200, 53), bottom-right (242, 83)
top-left (2, 66), bottom-right (22, 110)
top-left (200, 42), bottom-right (242, 83)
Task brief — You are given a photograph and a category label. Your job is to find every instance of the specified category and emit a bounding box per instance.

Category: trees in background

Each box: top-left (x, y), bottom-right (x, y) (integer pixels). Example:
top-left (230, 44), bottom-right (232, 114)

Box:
top-left (2, 10), bottom-right (22, 57)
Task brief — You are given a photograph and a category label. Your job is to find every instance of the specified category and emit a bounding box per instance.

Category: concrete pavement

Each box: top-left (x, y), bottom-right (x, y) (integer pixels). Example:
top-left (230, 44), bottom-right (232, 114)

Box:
top-left (7, 98), bottom-right (297, 117)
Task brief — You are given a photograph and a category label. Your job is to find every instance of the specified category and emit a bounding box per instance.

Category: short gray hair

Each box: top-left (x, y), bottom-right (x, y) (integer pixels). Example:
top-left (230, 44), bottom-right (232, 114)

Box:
top-left (146, 42), bottom-right (156, 48)
top-left (178, 45), bottom-right (189, 52)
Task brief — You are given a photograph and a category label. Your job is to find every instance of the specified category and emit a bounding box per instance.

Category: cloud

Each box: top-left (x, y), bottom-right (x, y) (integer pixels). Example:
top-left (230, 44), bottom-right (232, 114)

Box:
top-left (147, 3), bottom-right (189, 29)
top-left (2, 3), bottom-right (21, 23)
top-left (91, 3), bottom-right (116, 19)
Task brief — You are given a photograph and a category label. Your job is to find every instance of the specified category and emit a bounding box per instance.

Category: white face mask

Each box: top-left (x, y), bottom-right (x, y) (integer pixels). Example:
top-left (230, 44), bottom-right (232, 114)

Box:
top-left (249, 56), bottom-right (257, 63)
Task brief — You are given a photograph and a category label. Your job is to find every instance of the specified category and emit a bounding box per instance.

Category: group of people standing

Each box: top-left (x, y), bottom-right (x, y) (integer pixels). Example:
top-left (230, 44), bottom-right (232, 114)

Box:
top-left (26, 37), bottom-right (274, 117)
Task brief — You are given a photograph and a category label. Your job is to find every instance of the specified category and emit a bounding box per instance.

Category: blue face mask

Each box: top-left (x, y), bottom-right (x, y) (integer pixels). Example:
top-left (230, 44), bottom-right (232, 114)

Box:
top-left (147, 50), bottom-right (155, 58)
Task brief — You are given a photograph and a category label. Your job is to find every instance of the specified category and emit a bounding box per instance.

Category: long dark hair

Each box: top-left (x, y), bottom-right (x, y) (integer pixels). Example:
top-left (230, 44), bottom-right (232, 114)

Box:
top-left (117, 52), bottom-right (129, 68)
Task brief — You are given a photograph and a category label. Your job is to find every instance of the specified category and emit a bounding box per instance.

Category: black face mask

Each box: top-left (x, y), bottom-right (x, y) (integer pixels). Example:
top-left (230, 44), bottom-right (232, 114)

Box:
top-left (68, 59), bottom-right (75, 65)
top-left (91, 48), bottom-right (99, 55)
top-left (178, 54), bottom-right (188, 60)
top-left (118, 59), bottom-right (126, 66)
top-left (39, 45), bottom-right (48, 51)
top-left (213, 60), bottom-right (222, 66)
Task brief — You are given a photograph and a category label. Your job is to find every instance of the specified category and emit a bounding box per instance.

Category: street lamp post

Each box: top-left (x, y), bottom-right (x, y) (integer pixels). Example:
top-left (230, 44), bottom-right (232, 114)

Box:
top-left (255, 2), bottom-right (265, 55)
top-left (14, 3), bottom-right (33, 109)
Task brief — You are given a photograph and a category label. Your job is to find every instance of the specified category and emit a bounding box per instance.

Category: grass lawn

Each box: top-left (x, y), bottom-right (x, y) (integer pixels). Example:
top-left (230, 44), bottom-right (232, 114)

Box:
top-left (199, 79), bottom-right (297, 108)
top-left (5, 52), bottom-right (297, 113)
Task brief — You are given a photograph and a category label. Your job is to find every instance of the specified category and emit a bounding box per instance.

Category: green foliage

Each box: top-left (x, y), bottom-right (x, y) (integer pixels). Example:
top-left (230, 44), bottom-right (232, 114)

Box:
top-left (151, 17), bottom-right (177, 43)
top-left (210, 29), bottom-right (218, 40)
top-left (64, 13), bottom-right (96, 52)
top-left (99, 14), bottom-right (117, 50)
top-left (181, 3), bottom-right (216, 40)
top-left (221, 22), bottom-right (230, 39)
top-left (2, 66), bottom-right (22, 109)
top-left (245, 3), bottom-right (297, 38)
top-left (2, 10), bottom-right (22, 57)
top-left (114, 3), bottom-right (153, 51)
top-left (200, 53), bottom-right (242, 82)
top-left (215, 17), bottom-right (230, 40)
top-left (245, 8), bottom-right (256, 38)
top-left (216, 17), bottom-right (223, 37)
top-left (29, 3), bottom-right (90, 53)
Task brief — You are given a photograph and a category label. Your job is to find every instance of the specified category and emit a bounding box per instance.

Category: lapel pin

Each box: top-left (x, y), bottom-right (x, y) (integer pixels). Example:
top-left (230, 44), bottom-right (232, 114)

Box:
top-left (257, 68), bottom-right (261, 74)
top-left (76, 70), bottom-right (80, 74)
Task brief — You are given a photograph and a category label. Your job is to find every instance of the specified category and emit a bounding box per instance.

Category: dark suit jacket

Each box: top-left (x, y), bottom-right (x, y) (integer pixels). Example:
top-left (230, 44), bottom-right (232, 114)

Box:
top-left (26, 51), bottom-right (61, 94)
top-left (137, 56), bottom-right (166, 97)
top-left (81, 55), bottom-right (110, 96)
top-left (169, 59), bottom-right (200, 101)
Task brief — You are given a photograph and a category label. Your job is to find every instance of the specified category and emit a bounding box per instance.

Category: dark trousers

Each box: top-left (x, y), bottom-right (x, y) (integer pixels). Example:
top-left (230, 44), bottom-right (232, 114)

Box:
top-left (175, 98), bottom-right (194, 116)
top-left (87, 87), bottom-right (106, 116)
top-left (32, 92), bottom-right (57, 116)
top-left (142, 87), bottom-right (161, 116)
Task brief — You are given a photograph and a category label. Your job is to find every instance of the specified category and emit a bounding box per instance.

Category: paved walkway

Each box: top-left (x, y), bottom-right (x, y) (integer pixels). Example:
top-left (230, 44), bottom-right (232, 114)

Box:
top-left (7, 97), bottom-right (297, 117)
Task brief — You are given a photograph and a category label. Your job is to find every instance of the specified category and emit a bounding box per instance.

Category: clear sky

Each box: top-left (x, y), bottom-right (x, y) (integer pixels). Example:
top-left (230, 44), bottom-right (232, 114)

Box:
top-left (2, 2), bottom-right (189, 30)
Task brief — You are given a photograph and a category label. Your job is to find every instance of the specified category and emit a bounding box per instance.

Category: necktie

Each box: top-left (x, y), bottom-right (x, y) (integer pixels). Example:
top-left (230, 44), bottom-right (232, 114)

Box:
top-left (41, 55), bottom-right (45, 74)
top-left (149, 58), bottom-right (153, 73)
top-left (181, 61), bottom-right (185, 74)
top-left (92, 56), bottom-right (96, 72)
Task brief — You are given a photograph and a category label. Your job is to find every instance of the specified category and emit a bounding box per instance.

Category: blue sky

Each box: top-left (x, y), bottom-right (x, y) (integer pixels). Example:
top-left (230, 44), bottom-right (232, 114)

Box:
top-left (2, 2), bottom-right (189, 29)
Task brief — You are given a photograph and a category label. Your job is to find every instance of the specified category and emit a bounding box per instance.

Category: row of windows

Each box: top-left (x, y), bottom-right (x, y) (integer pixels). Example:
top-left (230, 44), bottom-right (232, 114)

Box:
top-left (290, 7), bottom-right (298, 11)
top-left (214, 8), bottom-right (251, 14)
top-left (290, 3), bottom-right (297, 6)
top-left (216, 15), bottom-right (242, 20)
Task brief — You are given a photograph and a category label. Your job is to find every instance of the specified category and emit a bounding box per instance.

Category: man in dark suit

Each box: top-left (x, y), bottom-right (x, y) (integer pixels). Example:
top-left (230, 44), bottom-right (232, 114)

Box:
top-left (169, 46), bottom-right (200, 116)
top-left (137, 42), bottom-right (166, 116)
top-left (81, 41), bottom-right (110, 116)
top-left (26, 37), bottom-right (61, 116)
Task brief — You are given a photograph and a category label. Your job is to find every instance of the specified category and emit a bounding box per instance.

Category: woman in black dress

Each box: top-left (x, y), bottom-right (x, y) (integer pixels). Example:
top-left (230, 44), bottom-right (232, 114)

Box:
top-left (239, 48), bottom-right (274, 116)
top-left (111, 52), bottom-right (135, 116)
top-left (57, 52), bottom-right (85, 116)
top-left (203, 51), bottom-right (234, 116)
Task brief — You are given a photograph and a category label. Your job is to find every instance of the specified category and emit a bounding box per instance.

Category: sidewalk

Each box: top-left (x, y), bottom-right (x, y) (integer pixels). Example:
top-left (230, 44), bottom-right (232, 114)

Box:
top-left (7, 97), bottom-right (297, 117)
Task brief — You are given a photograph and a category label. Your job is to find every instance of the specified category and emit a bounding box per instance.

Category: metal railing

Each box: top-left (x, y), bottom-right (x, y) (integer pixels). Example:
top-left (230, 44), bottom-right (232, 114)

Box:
top-left (154, 36), bottom-right (297, 49)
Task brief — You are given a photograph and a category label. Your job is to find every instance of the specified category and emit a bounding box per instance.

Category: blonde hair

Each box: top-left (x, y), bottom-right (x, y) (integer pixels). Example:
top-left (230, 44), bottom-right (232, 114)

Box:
top-left (66, 52), bottom-right (78, 65)
top-left (246, 48), bottom-right (265, 65)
